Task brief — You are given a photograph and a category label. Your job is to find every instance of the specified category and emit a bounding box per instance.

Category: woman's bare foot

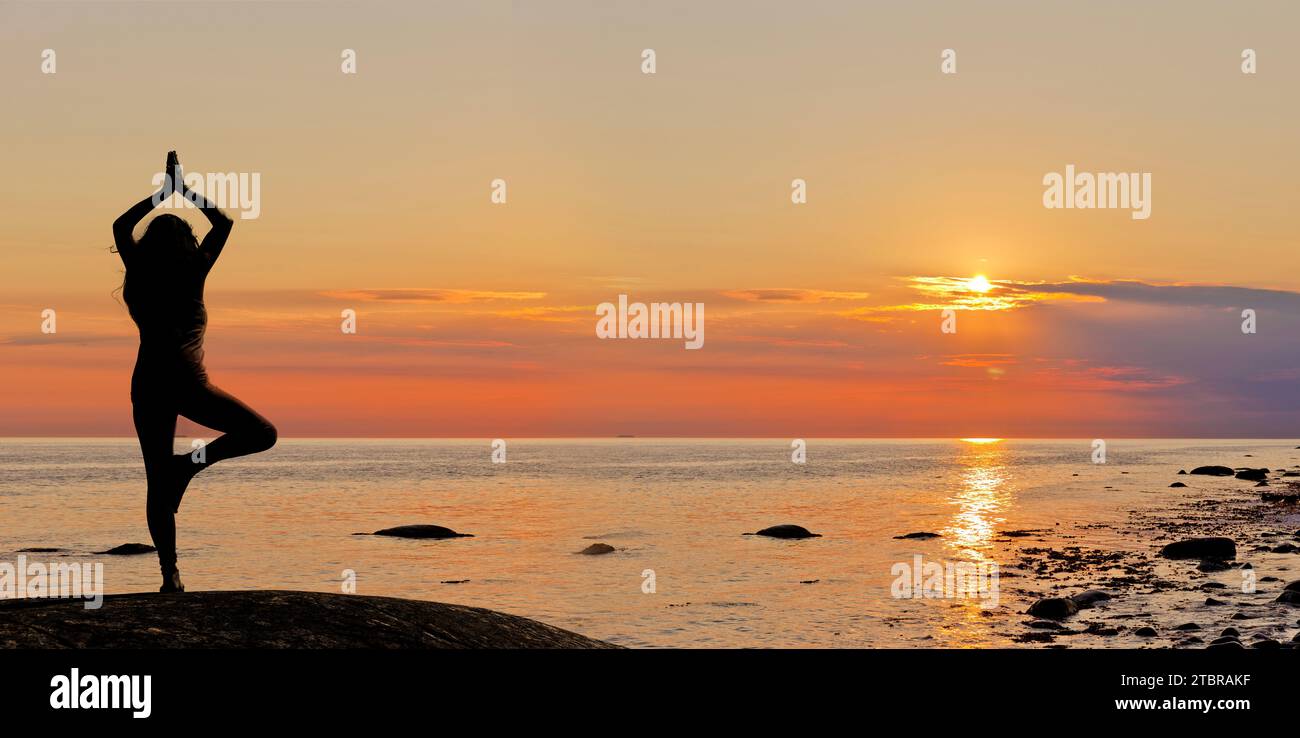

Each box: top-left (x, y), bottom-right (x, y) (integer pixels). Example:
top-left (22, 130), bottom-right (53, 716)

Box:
top-left (159, 569), bottom-right (185, 593)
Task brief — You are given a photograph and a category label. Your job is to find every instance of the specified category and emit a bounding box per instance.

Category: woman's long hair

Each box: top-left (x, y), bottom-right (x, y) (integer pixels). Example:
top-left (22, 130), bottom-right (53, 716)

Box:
top-left (112, 213), bottom-right (202, 302)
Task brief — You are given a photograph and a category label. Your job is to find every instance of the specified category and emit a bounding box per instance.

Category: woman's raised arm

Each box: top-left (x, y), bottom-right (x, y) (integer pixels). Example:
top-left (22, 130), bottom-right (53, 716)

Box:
top-left (112, 153), bottom-right (176, 263)
top-left (179, 172), bottom-right (233, 268)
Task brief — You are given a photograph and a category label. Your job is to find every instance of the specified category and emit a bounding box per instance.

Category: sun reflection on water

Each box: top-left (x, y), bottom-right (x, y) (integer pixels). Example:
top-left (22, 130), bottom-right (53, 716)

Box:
top-left (927, 440), bottom-right (1015, 646)
top-left (944, 441), bottom-right (1011, 562)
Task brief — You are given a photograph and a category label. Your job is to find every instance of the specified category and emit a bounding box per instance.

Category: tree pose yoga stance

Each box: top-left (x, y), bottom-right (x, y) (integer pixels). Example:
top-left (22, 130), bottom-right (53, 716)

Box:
top-left (113, 152), bottom-right (277, 593)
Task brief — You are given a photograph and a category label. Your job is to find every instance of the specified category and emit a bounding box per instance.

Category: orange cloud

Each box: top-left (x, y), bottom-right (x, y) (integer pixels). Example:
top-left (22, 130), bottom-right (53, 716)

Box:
top-left (938, 354), bottom-right (1018, 368)
top-left (319, 289), bottom-right (546, 304)
top-left (722, 288), bottom-right (872, 303)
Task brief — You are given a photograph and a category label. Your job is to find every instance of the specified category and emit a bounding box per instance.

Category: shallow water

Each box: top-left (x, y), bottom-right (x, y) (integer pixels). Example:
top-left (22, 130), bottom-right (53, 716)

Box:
top-left (2, 438), bottom-right (1297, 647)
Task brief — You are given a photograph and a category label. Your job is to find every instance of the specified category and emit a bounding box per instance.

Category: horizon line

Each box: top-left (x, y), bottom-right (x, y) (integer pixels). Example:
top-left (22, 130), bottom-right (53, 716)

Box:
top-left (3, 435), bottom-right (1297, 442)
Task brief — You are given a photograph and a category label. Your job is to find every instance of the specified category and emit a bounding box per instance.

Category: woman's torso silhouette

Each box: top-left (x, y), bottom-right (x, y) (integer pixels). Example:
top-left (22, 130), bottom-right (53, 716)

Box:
top-left (124, 244), bottom-right (211, 395)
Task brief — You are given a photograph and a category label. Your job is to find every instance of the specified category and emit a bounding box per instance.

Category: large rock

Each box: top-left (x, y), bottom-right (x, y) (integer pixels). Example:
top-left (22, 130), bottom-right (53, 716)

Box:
top-left (577, 543), bottom-right (616, 555)
top-left (747, 524), bottom-right (821, 539)
top-left (0, 591), bottom-right (616, 648)
top-left (1274, 590), bottom-right (1300, 605)
top-left (1234, 468), bottom-right (1268, 481)
top-left (1159, 537), bottom-right (1236, 560)
top-left (1189, 466), bottom-right (1235, 476)
top-left (1027, 597), bottom-right (1079, 620)
top-left (366, 525), bottom-right (473, 539)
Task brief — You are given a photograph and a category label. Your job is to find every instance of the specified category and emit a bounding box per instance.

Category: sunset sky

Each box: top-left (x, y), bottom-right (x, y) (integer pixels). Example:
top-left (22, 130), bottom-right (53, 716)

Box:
top-left (1, 1), bottom-right (1298, 437)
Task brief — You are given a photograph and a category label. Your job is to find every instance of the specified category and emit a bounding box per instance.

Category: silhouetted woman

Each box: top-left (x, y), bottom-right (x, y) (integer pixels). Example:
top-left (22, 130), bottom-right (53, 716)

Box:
top-left (113, 152), bottom-right (277, 593)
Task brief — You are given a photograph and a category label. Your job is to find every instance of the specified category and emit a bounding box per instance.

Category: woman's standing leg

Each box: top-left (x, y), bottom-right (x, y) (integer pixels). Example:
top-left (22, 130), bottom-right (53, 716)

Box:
top-left (132, 399), bottom-right (180, 585)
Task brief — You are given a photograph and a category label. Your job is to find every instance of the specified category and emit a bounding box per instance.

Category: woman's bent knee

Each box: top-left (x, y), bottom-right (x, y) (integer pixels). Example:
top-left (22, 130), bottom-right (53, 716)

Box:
top-left (255, 420), bottom-right (278, 452)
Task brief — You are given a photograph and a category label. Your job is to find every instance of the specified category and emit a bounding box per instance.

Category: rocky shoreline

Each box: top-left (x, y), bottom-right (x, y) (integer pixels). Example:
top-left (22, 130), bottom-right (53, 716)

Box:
top-left (0, 590), bottom-right (618, 649)
top-left (1004, 461), bottom-right (1300, 648)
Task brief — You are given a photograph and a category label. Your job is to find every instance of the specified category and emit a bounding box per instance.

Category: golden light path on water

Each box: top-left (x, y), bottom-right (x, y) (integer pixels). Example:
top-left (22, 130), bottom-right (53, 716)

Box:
top-left (937, 439), bottom-right (1012, 645)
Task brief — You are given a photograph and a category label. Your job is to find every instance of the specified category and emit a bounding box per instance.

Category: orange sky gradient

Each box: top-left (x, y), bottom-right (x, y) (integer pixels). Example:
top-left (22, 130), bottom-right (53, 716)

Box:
top-left (2, 1), bottom-right (1298, 437)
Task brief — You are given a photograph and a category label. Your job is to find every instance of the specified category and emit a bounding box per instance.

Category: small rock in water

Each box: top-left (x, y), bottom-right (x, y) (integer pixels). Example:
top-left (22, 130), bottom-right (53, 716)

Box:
top-left (1134, 626), bottom-right (1158, 637)
top-left (1027, 597), bottom-right (1079, 620)
top-left (1204, 597), bottom-right (1227, 606)
top-left (1173, 622), bottom-right (1201, 631)
top-left (369, 525), bottom-right (474, 539)
top-left (748, 524), bottom-right (821, 539)
top-left (1220, 627), bottom-right (1240, 637)
top-left (1235, 468), bottom-right (1268, 481)
top-left (892, 531), bottom-right (941, 540)
top-left (95, 543), bottom-right (156, 556)
top-left (1177, 469), bottom-right (1187, 474)
top-left (1197, 559), bottom-right (1231, 572)
top-left (1275, 590), bottom-right (1300, 605)
top-left (1271, 543), bottom-right (1299, 554)
top-left (1159, 537), bottom-right (1236, 560)
top-left (578, 543), bottom-right (616, 555)
top-left (1169, 482), bottom-right (1187, 488)
top-left (1069, 590), bottom-right (1112, 608)
top-left (1189, 465), bottom-right (1235, 476)
top-left (1252, 638), bottom-right (1281, 649)
top-left (18, 547), bottom-right (61, 553)
top-left (1284, 580), bottom-right (1300, 592)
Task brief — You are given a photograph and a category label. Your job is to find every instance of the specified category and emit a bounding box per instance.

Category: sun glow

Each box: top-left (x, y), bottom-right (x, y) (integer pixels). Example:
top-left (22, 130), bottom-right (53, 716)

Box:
top-left (959, 438), bottom-right (1003, 444)
top-left (966, 275), bottom-right (992, 293)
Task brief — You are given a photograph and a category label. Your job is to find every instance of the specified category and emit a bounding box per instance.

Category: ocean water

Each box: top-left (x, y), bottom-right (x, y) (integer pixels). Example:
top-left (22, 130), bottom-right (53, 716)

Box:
top-left (2, 438), bottom-right (1296, 647)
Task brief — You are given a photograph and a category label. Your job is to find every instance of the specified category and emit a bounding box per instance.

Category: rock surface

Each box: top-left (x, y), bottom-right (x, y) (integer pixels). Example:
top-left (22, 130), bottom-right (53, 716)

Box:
top-left (94, 543), bottom-right (156, 555)
top-left (0, 590), bottom-right (616, 649)
top-left (892, 531), bottom-right (941, 540)
top-left (747, 524), bottom-right (821, 539)
top-left (1069, 589), bottom-right (1112, 608)
top-left (1027, 597), bottom-right (1079, 620)
top-left (1189, 466), bottom-right (1235, 476)
top-left (366, 525), bottom-right (473, 539)
top-left (1158, 537), bottom-right (1236, 559)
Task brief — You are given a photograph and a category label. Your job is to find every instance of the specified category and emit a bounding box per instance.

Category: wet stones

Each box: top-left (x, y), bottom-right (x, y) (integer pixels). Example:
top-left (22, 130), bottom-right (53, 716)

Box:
top-left (1159, 537), bottom-right (1236, 560)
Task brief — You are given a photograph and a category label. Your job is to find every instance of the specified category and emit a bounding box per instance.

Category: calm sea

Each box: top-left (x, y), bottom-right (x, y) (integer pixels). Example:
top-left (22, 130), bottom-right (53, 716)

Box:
top-left (2, 438), bottom-right (1294, 647)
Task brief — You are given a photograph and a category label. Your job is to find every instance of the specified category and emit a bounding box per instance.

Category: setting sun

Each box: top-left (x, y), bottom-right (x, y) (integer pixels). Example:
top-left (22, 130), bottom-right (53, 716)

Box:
top-left (966, 275), bottom-right (993, 293)
top-left (959, 438), bottom-right (1004, 444)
